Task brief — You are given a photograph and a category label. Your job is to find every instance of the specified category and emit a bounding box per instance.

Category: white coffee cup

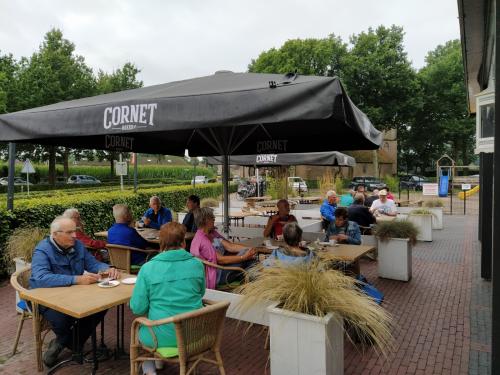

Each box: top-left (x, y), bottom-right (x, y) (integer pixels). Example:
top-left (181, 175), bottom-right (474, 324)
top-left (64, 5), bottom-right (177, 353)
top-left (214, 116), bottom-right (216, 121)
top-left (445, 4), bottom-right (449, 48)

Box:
top-left (300, 240), bottom-right (307, 248)
top-left (265, 239), bottom-right (272, 247)
top-left (329, 239), bottom-right (337, 246)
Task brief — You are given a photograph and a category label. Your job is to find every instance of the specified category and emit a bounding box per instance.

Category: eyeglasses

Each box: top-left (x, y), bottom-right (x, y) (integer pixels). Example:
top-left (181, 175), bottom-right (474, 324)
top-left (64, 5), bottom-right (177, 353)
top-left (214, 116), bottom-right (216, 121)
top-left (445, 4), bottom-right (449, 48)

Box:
top-left (56, 230), bottom-right (77, 235)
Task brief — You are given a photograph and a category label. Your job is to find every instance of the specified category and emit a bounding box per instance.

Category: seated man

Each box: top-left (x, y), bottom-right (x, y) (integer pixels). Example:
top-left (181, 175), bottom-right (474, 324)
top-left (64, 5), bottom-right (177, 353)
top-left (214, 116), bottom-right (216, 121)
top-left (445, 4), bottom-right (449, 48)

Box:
top-left (141, 196), bottom-right (172, 230)
top-left (263, 222), bottom-right (313, 267)
top-left (190, 207), bottom-right (257, 289)
top-left (327, 207), bottom-right (362, 245)
top-left (62, 208), bottom-right (107, 261)
top-left (29, 216), bottom-right (119, 368)
top-left (108, 204), bottom-right (149, 265)
top-left (263, 199), bottom-right (297, 239)
top-left (182, 194), bottom-right (200, 233)
top-left (369, 189), bottom-right (397, 217)
top-left (320, 190), bottom-right (337, 231)
top-left (348, 193), bottom-right (376, 229)
top-left (339, 190), bottom-right (355, 207)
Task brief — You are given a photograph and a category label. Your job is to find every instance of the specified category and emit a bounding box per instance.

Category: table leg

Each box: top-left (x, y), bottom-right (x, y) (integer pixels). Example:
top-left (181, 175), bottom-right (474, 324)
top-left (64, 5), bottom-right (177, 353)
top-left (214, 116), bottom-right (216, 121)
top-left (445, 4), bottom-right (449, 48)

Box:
top-left (114, 304), bottom-right (128, 359)
top-left (47, 319), bottom-right (82, 374)
top-left (91, 315), bottom-right (98, 375)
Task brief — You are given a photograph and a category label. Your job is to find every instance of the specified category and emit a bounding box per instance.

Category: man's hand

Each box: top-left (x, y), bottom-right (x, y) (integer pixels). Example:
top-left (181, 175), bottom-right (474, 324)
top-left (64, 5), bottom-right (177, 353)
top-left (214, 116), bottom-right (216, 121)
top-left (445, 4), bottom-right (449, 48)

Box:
top-left (75, 273), bottom-right (100, 285)
top-left (143, 217), bottom-right (151, 225)
top-left (107, 268), bottom-right (121, 280)
top-left (337, 234), bottom-right (348, 241)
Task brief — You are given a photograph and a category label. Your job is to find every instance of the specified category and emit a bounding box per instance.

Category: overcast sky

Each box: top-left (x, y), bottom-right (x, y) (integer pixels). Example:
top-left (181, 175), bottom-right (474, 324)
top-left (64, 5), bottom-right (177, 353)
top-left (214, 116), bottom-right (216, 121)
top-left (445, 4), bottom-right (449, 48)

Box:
top-left (0, 0), bottom-right (460, 86)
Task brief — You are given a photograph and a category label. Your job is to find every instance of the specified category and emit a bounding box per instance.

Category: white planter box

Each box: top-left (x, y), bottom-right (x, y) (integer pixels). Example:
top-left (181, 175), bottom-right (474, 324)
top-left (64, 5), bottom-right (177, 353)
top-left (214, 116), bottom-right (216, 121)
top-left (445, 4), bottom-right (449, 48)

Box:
top-left (428, 208), bottom-right (443, 230)
top-left (377, 238), bottom-right (412, 281)
top-left (407, 214), bottom-right (432, 242)
top-left (267, 304), bottom-right (344, 375)
top-left (14, 257), bottom-right (30, 313)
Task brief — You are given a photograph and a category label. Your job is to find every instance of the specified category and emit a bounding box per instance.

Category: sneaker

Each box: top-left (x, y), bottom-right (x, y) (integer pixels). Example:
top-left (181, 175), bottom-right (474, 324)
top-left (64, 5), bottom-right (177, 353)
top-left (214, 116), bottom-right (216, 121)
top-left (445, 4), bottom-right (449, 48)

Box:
top-left (43, 338), bottom-right (64, 368)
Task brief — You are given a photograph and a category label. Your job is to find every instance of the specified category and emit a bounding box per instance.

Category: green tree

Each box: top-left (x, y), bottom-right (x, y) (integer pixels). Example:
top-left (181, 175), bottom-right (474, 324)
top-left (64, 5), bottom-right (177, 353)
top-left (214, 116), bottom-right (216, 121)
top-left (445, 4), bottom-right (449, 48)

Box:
top-left (416, 40), bottom-right (474, 167)
top-left (248, 34), bottom-right (347, 77)
top-left (96, 62), bottom-right (143, 94)
top-left (15, 28), bottom-right (96, 184)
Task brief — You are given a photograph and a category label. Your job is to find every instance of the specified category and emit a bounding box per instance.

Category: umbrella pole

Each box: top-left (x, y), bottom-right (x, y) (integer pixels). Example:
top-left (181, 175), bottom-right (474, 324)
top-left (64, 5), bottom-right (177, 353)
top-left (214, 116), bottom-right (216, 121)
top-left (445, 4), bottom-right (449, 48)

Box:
top-left (133, 153), bottom-right (138, 193)
top-left (223, 154), bottom-right (230, 234)
top-left (7, 142), bottom-right (16, 211)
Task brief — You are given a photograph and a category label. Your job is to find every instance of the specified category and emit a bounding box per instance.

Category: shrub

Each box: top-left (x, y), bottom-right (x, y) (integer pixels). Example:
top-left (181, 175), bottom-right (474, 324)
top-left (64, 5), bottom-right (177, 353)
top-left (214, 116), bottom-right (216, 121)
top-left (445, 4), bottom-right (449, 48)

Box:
top-left (0, 183), bottom-right (234, 277)
top-left (373, 220), bottom-right (419, 246)
top-left (424, 199), bottom-right (444, 208)
top-left (383, 175), bottom-right (399, 193)
top-left (200, 197), bottom-right (219, 208)
top-left (4, 227), bottom-right (48, 266)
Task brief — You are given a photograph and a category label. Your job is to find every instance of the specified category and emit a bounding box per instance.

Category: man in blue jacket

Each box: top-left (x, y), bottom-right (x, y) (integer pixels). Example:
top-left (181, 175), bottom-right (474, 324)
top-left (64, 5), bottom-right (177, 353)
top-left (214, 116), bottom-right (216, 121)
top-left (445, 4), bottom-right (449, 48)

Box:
top-left (141, 196), bottom-right (172, 229)
top-left (108, 204), bottom-right (149, 265)
top-left (320, 190), bottom-right (337, 231)
top-left (29, 216), bottom-right (119, 368)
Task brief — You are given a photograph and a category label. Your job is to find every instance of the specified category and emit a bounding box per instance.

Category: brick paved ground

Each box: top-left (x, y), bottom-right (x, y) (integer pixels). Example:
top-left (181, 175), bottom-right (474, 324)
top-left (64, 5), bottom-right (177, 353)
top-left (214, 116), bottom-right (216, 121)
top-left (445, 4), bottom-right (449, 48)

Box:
top-left (0, 214), bottom-right (491, 374)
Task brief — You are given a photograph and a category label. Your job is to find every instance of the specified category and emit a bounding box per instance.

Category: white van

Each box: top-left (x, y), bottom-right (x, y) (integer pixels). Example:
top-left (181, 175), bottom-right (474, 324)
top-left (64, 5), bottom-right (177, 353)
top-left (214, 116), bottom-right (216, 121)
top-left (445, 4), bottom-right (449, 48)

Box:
top-left (288, 177), bottom-right (308, 193)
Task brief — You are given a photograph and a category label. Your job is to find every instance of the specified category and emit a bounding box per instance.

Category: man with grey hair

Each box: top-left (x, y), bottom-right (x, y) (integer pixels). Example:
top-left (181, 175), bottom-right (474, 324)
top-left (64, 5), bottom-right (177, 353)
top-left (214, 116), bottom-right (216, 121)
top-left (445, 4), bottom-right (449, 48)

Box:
top-left (141, 195), bottom-right (172, 229)
top-left (108, 204), bottom-right (149, 265)
top-left (29, 216), bottom-right (119, 367)
top-left (62, 208), bottom-right (107, 259)
top-left (320, 190), bottom-right (337, 231)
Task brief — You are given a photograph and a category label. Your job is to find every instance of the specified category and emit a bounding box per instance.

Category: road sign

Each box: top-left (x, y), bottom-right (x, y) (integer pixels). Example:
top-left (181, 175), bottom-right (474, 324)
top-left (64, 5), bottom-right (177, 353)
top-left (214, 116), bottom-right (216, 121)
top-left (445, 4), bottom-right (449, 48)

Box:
top-left (115, 161), bottom-right (128, 176)
top-left (462, 184), bottom-right (472, 191)
top-left (21, 159), bottom-right (35, 174)
top-left (422, 183), bottom-right (439, 196)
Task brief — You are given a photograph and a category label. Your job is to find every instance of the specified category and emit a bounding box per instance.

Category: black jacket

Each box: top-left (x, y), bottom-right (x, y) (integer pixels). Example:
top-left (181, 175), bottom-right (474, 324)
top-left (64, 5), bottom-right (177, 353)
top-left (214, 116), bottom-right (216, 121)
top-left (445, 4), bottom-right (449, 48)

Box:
top-left (348, 204), bottom-right (376, 227)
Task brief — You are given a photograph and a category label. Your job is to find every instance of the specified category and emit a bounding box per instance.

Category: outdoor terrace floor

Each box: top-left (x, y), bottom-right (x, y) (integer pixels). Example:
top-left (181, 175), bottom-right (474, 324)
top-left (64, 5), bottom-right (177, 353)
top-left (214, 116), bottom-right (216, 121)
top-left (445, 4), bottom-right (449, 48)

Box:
top-left (0, 214), bottom-right (490, 374)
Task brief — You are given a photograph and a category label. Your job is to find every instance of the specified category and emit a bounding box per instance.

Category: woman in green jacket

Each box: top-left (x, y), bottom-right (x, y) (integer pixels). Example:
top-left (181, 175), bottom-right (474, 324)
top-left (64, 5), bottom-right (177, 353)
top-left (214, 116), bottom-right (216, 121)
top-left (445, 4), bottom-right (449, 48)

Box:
top-left (130, 222), bottom-right (205, 375)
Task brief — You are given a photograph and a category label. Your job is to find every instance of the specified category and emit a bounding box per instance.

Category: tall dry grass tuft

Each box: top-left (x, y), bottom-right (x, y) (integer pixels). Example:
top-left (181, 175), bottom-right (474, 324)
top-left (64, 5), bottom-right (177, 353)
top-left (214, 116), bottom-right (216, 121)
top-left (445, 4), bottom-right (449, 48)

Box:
top-left (319, 168), bottom-right (335, 197)
top-left (5, 227), bottom-right (48, 264)
top-left (236, 260), bottom-right (393, 356)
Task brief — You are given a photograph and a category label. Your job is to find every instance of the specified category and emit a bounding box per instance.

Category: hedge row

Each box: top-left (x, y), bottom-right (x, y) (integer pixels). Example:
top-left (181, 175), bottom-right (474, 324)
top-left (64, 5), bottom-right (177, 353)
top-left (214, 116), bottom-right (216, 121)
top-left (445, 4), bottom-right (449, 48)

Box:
top-left (0, 163), bottom-right (216, 183)
top-left (0, 183), bottom-right (235, 277)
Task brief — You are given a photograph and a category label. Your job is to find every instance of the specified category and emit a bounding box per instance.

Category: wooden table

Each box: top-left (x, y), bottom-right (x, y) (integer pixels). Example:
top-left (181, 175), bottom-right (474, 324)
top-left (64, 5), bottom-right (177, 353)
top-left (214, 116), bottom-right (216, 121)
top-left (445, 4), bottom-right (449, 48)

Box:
top-left (296, 196), bottom-right (322, 204)
top-left (240, 237), bottom-right (375, 275)
top-left (20, 275), bottom-right (135, 374)
top-left (95, 228), bottom-right (195, 244)
top-left (244, 196), bottom-right (272, 207)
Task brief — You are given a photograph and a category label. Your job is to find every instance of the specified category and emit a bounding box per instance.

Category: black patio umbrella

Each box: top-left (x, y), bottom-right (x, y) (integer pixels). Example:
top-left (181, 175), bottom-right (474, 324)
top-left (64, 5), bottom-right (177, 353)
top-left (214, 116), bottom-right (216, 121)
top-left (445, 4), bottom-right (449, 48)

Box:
top-left (0, 71), bottom-right (381, 229)
top-left (206, 151), bottom-right (356, 167)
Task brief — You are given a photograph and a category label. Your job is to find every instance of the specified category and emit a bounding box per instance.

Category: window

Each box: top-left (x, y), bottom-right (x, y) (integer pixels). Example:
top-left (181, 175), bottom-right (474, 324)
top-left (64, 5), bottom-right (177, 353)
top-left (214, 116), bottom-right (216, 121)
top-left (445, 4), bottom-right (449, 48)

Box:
top-left (481, 103), bottom-right (495, 138)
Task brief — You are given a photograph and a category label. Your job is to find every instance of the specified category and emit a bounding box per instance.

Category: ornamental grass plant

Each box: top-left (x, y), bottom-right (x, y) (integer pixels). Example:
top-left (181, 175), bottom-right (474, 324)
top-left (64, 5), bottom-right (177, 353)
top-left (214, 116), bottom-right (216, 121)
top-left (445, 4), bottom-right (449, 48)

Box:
top-left (5, 226), bottom-right (48, 265)
top-left (235, 260), bottom-right (393, 356)
top-left (373, 220), bottom-right (419, 246)
top-left (200, 197), bottom-right (219, 208)
top-left (423, 199), bottom-right (444, 208)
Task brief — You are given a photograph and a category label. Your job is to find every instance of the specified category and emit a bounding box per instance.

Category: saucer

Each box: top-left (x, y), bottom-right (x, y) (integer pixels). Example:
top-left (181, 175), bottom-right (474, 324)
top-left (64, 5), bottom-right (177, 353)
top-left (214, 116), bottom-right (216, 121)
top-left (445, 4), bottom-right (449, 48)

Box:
top-left (98, 280), bottom-right (120, 288)
top-left (121, 277), bottom-right (137, 285)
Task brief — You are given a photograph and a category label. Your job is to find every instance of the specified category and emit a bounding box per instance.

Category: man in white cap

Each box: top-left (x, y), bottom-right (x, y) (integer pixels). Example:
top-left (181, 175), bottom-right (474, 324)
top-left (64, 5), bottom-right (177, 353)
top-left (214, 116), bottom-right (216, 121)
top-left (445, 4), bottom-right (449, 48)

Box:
top-left (369, 189), bottom-right (397, 216)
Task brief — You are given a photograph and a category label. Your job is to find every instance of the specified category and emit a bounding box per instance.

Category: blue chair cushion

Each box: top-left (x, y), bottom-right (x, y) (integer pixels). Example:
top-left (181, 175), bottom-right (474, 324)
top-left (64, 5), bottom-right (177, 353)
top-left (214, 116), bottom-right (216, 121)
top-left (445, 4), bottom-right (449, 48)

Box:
top-left (17, 300), bottom-right (28, 311)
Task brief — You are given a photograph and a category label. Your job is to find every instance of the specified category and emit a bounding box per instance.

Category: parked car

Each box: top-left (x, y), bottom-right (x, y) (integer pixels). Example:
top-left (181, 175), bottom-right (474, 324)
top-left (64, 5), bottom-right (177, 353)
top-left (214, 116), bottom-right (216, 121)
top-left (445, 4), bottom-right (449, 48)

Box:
top-left (288, 177), bottom-right (308, 193)
top-left (399, 175), bottom-right (428, 191)
top-left (0, 177), bottom-right (33, 186)
top-left (349, 176), bottom-right (387, 191)
top-left (67, 175), bottom-right (101, 184)
top-left (191, 175), bottom-right (208, 184)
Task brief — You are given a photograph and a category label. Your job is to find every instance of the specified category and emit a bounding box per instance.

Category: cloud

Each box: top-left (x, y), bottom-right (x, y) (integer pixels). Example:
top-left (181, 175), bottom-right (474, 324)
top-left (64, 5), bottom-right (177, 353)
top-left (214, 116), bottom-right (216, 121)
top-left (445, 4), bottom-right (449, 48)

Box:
top-left (0, 0), bottom-right (460, 85)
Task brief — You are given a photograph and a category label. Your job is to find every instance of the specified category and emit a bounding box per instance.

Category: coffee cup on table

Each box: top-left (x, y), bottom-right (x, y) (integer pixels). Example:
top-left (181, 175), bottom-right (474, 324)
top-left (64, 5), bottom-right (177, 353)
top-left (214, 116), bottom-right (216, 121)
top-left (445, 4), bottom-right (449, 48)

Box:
top-left (265, 239), bottom-right (272, 247)
top-left (329, 239), bottom-right (337, 246)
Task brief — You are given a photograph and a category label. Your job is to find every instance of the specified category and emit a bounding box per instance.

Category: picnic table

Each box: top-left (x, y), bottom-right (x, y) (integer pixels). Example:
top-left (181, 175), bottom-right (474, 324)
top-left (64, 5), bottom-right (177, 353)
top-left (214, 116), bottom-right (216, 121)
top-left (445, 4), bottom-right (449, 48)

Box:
top-left (20, 273), bottom-right (136, 374)
top-left (244, 196), bottom-right (272, 207)
top-left (94, 228), bottom-right (195, 244)
top-left (295, 196), bottom-right (322, 204)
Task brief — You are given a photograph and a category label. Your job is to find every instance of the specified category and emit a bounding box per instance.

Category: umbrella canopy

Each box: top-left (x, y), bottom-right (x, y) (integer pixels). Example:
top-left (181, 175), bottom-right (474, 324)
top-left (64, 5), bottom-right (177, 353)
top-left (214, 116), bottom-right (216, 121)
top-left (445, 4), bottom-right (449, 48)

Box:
top-left (206, 151), bottom-right (355, 167)
top-left (0, 72), bottom-right (382, 155)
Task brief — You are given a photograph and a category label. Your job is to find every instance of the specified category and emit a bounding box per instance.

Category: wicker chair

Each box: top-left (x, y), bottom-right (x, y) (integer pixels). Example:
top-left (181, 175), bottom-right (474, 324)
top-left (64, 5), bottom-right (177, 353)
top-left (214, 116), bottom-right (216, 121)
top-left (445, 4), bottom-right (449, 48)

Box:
top-left (130, 299), bottom-right (230, 375)
top-left (10, 266), bottom-right (51, 372)
top-left (105, 244), bottom-right (158, 274)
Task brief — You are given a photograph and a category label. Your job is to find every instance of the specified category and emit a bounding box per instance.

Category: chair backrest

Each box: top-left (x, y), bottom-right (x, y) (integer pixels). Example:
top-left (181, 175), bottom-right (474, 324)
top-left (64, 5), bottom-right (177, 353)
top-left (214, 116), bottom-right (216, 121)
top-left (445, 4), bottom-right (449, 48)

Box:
top-left (173, 300), bottom-right (230, 360)
top-left (11, 265), bottom-right (32, 293)
top-left (105, 244), bottom-right (133, 273)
